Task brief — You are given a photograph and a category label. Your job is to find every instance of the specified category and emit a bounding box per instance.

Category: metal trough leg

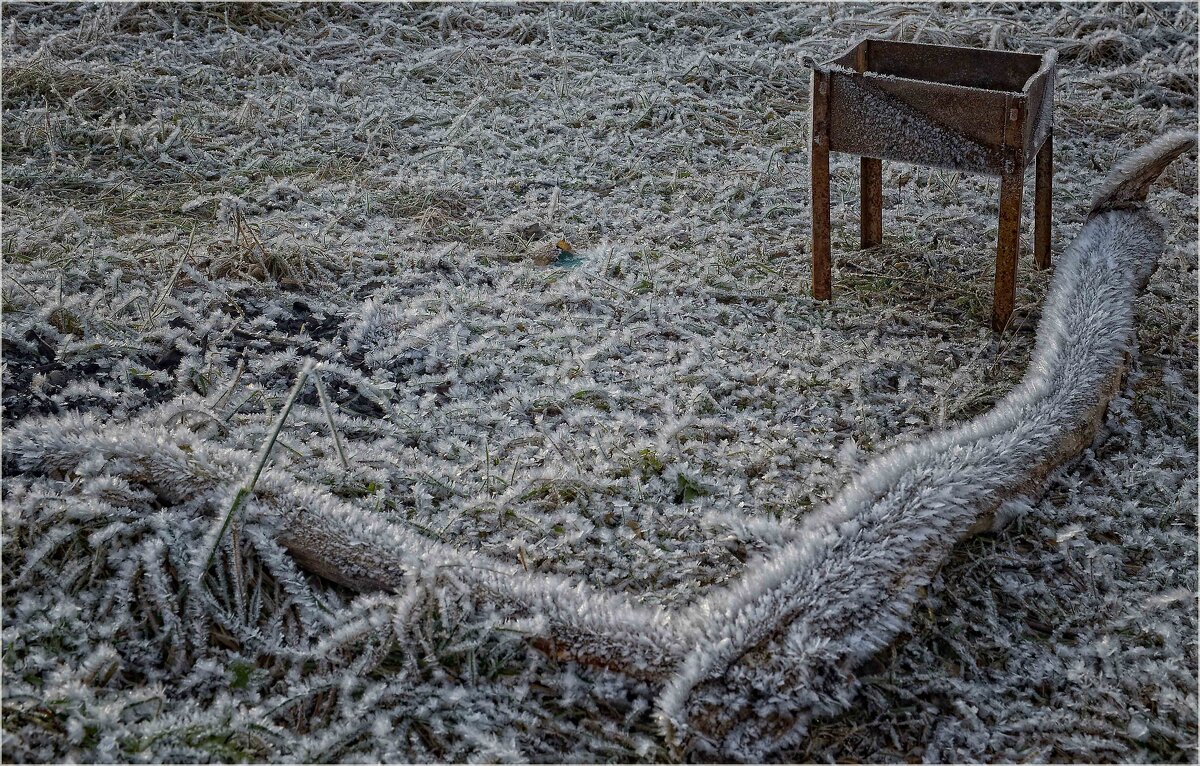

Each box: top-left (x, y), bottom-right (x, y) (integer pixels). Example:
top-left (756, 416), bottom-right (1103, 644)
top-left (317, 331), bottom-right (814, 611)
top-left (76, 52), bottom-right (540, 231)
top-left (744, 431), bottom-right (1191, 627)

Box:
top-left (1034, 132), bottom-right (1053, 270)
top-left (993, 171), bottom-right (1024, 331)
top-left (812, 145), bottom-right (831, 300)
top-left (860, 157), bottom-right (883, 249)
top-left (811, 71), bottom-right (832, 301)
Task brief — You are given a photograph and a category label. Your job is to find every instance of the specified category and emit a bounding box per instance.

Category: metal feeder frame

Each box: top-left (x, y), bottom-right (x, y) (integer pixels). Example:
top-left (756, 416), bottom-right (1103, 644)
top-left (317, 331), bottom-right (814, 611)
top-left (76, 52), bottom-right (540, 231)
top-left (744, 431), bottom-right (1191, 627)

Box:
top-left (810, 38), bottom-right (1058, 330)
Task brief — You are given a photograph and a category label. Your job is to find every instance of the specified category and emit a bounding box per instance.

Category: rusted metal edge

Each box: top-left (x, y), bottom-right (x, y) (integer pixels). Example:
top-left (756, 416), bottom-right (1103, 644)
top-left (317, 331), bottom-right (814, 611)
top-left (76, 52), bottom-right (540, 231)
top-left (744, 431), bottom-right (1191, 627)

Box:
top-left (1019, 47), bottom-right (1059, 94)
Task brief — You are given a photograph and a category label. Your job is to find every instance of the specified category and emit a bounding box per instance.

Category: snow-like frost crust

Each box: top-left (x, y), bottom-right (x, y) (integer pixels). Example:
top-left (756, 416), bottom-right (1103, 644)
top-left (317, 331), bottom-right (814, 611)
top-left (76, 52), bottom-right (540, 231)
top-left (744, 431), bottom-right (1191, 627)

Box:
top-left (5, 172), bottom-right (1175, 763)
top-left (3, 3), bottom-right (1195, 762)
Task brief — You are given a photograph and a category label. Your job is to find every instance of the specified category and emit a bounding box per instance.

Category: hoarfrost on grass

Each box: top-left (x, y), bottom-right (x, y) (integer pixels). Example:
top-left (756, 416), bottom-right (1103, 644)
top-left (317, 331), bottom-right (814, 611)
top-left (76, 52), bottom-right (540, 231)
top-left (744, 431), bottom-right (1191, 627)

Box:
top-left (3, 2), bottom-right (1196, 762)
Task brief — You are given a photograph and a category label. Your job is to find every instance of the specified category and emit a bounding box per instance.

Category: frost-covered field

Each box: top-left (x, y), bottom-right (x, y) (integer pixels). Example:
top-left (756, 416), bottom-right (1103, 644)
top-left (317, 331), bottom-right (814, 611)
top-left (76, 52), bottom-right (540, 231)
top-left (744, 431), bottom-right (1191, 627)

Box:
top-left (2, 2), bottom-right (1196, 762)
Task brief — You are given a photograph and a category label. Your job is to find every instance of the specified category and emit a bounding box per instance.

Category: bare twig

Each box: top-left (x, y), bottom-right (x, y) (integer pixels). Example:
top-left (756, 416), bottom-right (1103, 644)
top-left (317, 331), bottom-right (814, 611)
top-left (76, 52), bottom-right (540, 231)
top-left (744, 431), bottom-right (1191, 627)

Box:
top-left (199, 359), bottom-right (315, 579)
top-left (313, 368), bottom-right (349, 470)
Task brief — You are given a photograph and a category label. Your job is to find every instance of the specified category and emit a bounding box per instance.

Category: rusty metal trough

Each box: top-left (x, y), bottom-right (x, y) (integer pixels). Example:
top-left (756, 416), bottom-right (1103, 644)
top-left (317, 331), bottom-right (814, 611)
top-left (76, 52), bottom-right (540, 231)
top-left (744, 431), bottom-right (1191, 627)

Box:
top-left (809, 38), bottom-right (1058, 330)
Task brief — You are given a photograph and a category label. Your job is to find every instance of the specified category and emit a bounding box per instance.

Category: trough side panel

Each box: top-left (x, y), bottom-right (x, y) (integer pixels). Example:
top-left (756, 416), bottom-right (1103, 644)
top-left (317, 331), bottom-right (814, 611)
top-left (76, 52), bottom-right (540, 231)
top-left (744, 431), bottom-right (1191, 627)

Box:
top-left (867, 39), bottom-right (1044, 92)
top-left (1023, 65), bottom-right (1056, 161)
top-left (827, 72), bottom-right (1009, 174)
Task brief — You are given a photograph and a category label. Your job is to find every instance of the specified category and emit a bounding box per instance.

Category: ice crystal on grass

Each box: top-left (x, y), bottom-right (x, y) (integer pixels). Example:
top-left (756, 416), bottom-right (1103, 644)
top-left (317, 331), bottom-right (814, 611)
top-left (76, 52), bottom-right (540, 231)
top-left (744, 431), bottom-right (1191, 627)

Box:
top-left (3, 2), bottom-right (1196, 762)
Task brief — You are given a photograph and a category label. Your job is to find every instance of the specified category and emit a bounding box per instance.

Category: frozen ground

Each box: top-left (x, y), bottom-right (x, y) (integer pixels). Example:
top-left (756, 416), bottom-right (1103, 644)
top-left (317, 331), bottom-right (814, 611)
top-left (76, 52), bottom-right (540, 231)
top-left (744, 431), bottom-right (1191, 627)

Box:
top-left (2, 2), bottom-right (1196, 762)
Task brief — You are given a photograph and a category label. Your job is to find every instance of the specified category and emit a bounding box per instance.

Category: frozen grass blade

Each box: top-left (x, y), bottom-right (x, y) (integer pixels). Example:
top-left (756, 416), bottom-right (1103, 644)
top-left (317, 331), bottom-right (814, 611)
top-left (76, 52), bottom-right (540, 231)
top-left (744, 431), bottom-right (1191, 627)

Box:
top-left (313, 367), bottom-right (349, 470)
top-left (148, 224), bottom-right (196, 323)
